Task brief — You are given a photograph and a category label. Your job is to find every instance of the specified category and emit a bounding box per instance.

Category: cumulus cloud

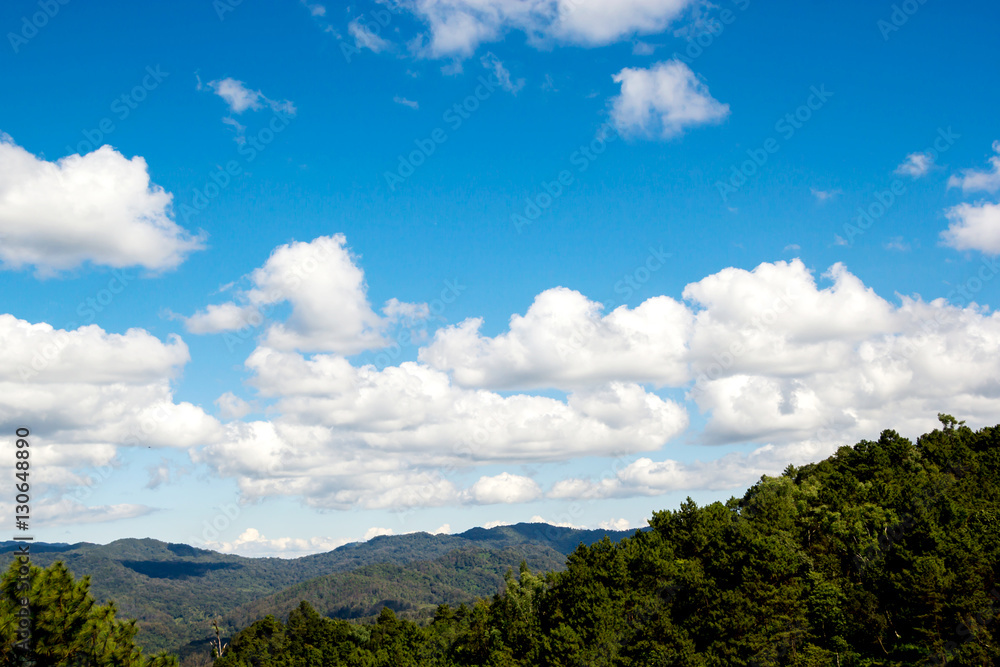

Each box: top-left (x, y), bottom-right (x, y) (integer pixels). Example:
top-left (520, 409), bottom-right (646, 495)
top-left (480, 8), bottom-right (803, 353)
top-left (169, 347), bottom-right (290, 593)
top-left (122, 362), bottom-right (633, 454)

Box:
top-left (942, 202), bottom-right (1000, 254)
top-left (895, 151), bottom-right (935, 178)
top-left (216, 392), bottom-right (253, 420)
top-left (182, 303), bottom-right (261, 335)
top-left (37, 228), bottom-right (995, 514)
top-left (686, 281), bottom-right (1000, 453)
top-left (420, 286), bottom-right (691, 390)
top-left (396, 0), bottom-right (696, 57)
top-left (463, 473), bottom-right (543, 504)
top-left (421, 257), bottom-right (1000, 504)
top-left (364, 526), bottom-right (394, 540)
top-left (610, 60), bottom-right (729, 139)
top-left (598, 518), bottom-right (631, 531)
top-left (948, 141), bottom-right (1000, 193)
top-left (0, 314), bottom-right (222, 492)
top-left (183, 235), bottom-right (390, 354)
top-left (191, 345), bottom-right (688, 509)
top-left (549, 446), bottom-right (802, 500)
top-left (0, 135), bottom-right (204, 275)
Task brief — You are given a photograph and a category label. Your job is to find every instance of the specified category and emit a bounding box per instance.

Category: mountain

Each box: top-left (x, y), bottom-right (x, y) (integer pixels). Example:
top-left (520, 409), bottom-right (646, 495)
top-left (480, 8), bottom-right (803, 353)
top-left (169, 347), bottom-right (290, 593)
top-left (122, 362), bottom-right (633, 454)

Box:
top-left (1, 523), bottom-right (634, 663)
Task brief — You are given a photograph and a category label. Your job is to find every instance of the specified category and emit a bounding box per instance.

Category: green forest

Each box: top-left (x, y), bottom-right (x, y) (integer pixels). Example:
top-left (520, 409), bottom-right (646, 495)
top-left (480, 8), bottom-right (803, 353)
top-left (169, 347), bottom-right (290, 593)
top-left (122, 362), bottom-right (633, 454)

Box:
top-left (4, 416), bottom-right (1000, 666)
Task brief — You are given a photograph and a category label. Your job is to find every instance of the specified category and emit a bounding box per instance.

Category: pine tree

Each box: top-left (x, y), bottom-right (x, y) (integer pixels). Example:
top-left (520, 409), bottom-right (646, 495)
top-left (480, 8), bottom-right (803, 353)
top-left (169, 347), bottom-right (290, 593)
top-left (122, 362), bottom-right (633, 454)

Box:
top-left (1, 559), bottom-right (177, 667)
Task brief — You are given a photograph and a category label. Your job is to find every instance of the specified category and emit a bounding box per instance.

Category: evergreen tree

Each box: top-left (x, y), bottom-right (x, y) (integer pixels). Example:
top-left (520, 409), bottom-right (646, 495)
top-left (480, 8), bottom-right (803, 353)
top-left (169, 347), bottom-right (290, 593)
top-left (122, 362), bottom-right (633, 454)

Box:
top-left (1, 560), bottom-right (177, 667)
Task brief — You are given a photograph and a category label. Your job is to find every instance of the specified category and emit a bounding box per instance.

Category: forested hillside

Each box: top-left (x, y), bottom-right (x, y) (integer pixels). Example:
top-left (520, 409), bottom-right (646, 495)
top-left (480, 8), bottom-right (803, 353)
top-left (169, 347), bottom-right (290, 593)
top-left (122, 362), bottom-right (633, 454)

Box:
top-left (214, 417), bottom-right (1000, 666)
top-left (0, 523), bottom-right (632, 661)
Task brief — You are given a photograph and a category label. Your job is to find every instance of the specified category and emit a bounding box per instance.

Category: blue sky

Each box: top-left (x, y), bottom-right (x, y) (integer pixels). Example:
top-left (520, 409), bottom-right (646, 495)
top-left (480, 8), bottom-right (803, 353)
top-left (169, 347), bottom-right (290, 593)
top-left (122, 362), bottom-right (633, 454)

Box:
top-left (1, 0), bottom-right (999, 557)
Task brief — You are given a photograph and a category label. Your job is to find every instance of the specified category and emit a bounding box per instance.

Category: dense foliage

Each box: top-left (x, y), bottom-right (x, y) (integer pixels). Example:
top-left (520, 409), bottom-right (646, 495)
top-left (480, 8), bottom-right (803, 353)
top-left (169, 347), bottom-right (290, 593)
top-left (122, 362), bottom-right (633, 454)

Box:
top-left (214, 418), bottom-right (1000, 666)
top-left (0, 559), bottom-right (177, 667)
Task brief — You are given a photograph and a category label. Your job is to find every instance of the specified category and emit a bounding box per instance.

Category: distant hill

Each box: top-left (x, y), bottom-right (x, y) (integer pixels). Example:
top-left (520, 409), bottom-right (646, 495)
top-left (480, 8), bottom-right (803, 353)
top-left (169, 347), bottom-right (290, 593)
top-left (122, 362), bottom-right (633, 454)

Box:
top-left (1, 523), bottom-right (636, 664)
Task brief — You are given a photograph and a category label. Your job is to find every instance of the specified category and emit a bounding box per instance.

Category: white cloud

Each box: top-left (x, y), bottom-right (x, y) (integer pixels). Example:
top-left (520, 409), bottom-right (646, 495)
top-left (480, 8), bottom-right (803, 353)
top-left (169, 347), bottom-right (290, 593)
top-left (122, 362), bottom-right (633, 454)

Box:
top-left (32, 499), bottom-right (156, 527)
top-left (192, 344), bottom-right (688, 509)
top-left (301, 1), bottom-right (326, 17)
top-left (948, 140), bottom-right (1000, 193)
top-left (0, 314), bottom-right (222, 492)
top-left (463, 473), bottom-right (543, 504)
top-left (168, 240), bottom-right (1000, 510)
top-left (632, 41), bottom-right (658, 55)
top-left (610, 60), bottom-right (729, 139)
top-left (434, 523), bottom-right (452, 534)
top-left (182, 303), bottom-right (260, 335)
top-left (383, 297), bottom-right (430, 322)
top-left (216, 392), bottom-right (253, 420)
top-left (811, 188), bottom-right (841, 202)
top-left (349, 17), bottom-right (394, 53)
top-left (422, 257), bottom-right (1000, 503)
top-left (884, 236), bottom-right (911, 252)
top-left (685, 285), bottom-right (1000, 451)
top-left (205, 78), bottom-right (296, 116)
top-left (942, 202), bottom-right (1000, 254)
top-left (206, 527), bottom-right (353, 559)
top-left (396, 0), bottom-right (696, 57)
top-left (393, 96), bottom-right (420, 110)
top-left (550, 447), bottom-right (796, 500)
top-left (363, 526), bottom-right (394, 540)
top-left (597, 518), bottom-right (631, 531)
top-left (895, 151), bottom-right (935, 178)
top-left (480, 52), bottom-right (524, 94)
top-left (183, 235), bottom-right (389, 354)
top-left (0, 135), bottom-right (204, 275)
top-left (420, 286), bottom-right (691, 390)
top-left (528, 514), bottom-right (585, 529)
